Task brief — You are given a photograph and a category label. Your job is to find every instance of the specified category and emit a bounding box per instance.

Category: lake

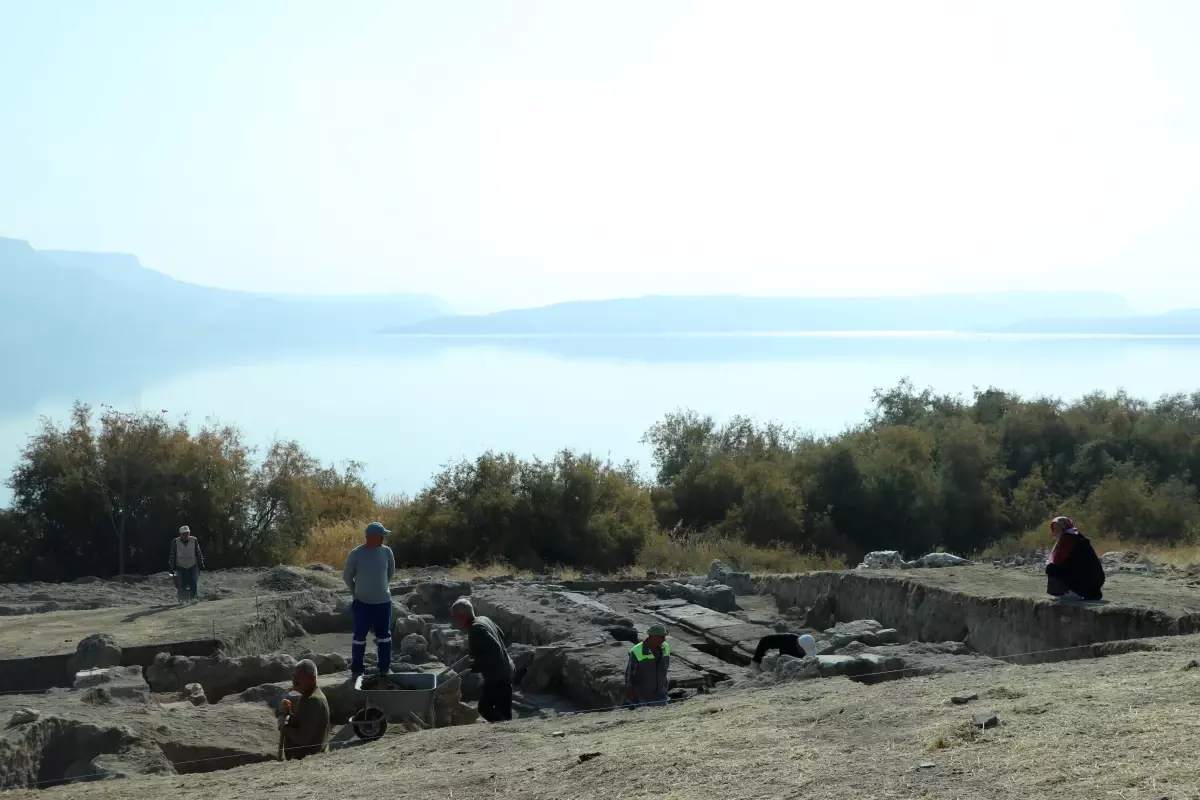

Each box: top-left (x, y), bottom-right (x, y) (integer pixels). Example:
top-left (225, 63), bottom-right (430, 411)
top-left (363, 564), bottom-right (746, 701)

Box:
top-left (4, 332), bottom-right (1200, 503)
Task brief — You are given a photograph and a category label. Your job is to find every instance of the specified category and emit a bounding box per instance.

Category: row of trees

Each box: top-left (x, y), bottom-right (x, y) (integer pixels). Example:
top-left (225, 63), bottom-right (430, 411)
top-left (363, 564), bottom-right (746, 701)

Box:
top-left (5, 383), bottom-right (1200, 579)
top-left (0, 404), bottom-right (373, 580)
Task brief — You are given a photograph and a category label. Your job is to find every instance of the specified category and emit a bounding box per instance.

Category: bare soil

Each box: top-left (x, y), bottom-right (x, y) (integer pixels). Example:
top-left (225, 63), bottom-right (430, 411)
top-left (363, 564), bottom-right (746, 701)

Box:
top-left (7, 632), bottom-right (1200, 800)
top-left (891, 565), bottom-right (1200, 617)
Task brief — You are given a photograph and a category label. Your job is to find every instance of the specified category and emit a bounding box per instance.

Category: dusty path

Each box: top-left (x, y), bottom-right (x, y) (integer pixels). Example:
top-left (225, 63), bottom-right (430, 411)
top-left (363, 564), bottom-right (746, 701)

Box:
top-left (13, 633), bottom-right (1200, 800)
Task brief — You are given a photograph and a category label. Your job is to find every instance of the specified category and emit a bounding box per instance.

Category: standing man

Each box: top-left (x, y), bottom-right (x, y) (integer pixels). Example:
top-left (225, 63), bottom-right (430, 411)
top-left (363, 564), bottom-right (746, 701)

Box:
top-left (451, 598), bottom-right (514, 722)
top-left (626, 623), bottom-right (670, 708)
top-left (169, 525), bottom-right (205, 604)
top-left (276, 659), bottom-right (330, 760)
top-left (343, 522), bottom-right (396, 678)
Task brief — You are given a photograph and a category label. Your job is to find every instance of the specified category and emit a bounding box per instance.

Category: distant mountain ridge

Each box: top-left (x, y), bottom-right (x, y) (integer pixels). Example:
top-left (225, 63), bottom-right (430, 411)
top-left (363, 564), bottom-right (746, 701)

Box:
top-left (0, 237), bottom-right (449, 347)
top-left (384, 292), bottom-right (1156, 336)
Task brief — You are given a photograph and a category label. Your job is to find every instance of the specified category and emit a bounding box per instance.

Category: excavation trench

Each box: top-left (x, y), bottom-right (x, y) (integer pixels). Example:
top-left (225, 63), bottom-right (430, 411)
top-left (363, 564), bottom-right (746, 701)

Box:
top-left (754, 570), bottom-right (1200, 665)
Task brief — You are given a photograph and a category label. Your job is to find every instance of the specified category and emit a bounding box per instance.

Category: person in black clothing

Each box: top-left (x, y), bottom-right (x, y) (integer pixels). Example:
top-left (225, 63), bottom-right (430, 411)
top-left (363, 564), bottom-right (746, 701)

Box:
top-left (752, 633), bottom-right (817, 669)
top-left (452, 597), bottom-right (514, 722)
top-left (1045, 516), bottom-right (1105, 601)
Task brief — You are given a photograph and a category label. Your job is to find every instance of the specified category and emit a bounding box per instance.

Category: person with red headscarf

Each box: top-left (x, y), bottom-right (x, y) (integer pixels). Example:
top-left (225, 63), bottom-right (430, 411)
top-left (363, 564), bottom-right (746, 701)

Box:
top-left (1045, 516), bottom-right (1106, 601)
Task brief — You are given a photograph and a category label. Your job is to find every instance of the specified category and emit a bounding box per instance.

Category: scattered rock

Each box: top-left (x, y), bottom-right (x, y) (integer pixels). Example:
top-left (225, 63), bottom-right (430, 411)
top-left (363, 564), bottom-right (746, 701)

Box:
top-left (951, 693), bottom-right (979, 705)
top-left (646, 580), bottom-right (737, 612)
top-left (182, 683), bottom-right (207, 706)
top-left (74, 666), bottom-right (151, 702)
top-left (551, 731), bottom-right (565, 738)
top-left (972, 712), bottom-right (1000, 729)
top-left (7, 708), bottom-right (40, 726)
top-left (67, 633), bottom-right (122, 679)
top-left (905, 552), bottom-right (972, 569)
top-left (876, 628), bottom-right (900, 644)
top-left (306, 563), bottom-right (335, 572)
top-left (860, 551), bottom-right (903, 569)
top-left (577, 752), bottom-right (602, 763)
top-left (919, 762), bottom-right (936, 769)
top-left (400, 634), bottom-right (431, 663)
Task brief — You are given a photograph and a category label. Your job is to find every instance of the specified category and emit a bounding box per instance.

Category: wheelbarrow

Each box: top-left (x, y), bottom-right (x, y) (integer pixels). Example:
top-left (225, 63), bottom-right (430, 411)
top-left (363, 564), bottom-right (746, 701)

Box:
top-left (349, 656), bottom-right (471, 741)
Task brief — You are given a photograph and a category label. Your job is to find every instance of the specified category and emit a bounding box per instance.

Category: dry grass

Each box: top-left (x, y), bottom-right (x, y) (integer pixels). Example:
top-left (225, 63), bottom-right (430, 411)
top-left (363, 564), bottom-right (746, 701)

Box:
top-left (291, 522), bottom-right (838, 577)
top-left (980, 528), bottom-right (1200, 566)
top-left (288, 520), bottom-right (365, 569)
top-left (635, 529), bottom-right (843, 574)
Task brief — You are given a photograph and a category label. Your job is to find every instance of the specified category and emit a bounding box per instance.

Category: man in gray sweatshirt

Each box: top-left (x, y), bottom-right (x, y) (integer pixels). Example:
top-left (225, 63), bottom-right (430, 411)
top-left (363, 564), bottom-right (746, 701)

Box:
top-left (343, 522), bottom-right (397, 677)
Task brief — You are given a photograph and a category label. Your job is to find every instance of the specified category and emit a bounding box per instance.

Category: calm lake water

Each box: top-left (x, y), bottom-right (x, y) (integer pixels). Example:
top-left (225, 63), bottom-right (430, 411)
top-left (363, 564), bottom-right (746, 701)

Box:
top-left (4, 333), bottom-right (1200, 503)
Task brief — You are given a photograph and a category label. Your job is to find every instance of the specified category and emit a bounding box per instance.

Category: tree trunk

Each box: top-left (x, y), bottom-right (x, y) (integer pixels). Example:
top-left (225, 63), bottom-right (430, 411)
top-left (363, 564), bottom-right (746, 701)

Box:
top-left (119, 510), bottom-right (127, 578)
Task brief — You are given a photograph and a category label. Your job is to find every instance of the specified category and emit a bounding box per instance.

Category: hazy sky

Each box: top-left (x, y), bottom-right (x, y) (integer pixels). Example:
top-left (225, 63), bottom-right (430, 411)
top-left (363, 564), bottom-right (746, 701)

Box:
top-left (2, 1), bottom-right (1197, 313)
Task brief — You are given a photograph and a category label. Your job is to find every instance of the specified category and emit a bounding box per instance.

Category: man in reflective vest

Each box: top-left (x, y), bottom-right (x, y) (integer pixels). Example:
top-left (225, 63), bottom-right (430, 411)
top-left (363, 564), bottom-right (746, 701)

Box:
top-left (625, 622), bottom-right (670, 708)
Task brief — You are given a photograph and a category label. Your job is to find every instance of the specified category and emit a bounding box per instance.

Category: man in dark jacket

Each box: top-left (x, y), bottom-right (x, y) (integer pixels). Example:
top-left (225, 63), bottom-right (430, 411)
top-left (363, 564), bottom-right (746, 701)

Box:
top-left (1045, 516), bottom-right (1106, 601)
top-left (452, 598), bottom-right (514, 722)
top-left (625, 623), bottom-right (670, 708)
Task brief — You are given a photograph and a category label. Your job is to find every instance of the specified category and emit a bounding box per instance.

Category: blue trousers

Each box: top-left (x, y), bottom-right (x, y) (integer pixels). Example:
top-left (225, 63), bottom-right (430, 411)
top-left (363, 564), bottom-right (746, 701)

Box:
top-left (177, 566), bottom-right (199, 602)
top-left (351, 600), bottom-right (393, 675)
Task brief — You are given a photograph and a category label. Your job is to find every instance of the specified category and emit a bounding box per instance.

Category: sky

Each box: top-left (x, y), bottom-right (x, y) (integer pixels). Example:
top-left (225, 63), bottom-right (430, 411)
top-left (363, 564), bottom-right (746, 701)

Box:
top-left (1, 1), bottom-right (1198, 314)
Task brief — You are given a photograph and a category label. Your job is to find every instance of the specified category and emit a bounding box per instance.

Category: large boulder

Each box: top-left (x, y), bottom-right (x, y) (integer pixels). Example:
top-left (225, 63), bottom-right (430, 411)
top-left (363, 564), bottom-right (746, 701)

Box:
top-left (72, 666), bottom-right (150, 702)
top-left (66, 633), bottom-right (122, 679)
top-left (399, 634), bottom-right (430, 663)
top-left (644, 581), bottom-right (737, 613)
top-left (904, 552), bottom-right (971, 569)
top-left (859, 551), bottom-right (903, 569)
top-left (825, 619), bottom-right (885, 649)
top-left (518, 646), bottom-right (565, 692)
top-left (147, 653), bottom-right (298, 701)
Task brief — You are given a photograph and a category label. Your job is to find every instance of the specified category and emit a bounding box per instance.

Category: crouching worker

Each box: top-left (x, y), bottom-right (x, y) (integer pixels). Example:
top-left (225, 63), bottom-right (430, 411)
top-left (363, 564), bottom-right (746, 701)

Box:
top-left (626, 623), bottom-right (670, 708)
top-left (1046, 516), bottom-right (1105, 601)
top-left (277, 659), bottom-right (330, 761)
top-left (751, 633), bottom-right (817, 670)
top-left (452, 598), bottom-right (515, 723)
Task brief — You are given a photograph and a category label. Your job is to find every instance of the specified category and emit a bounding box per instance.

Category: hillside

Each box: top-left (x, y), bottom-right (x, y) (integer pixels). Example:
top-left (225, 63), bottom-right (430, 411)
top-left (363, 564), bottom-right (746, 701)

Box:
top-left (384, 292), bottom-right (1139, 336)
top-left (0, 237), bottom-right (449, 346)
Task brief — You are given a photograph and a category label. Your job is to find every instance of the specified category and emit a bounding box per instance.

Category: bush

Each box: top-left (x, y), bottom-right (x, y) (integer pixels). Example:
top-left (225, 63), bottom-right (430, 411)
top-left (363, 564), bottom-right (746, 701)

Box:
top-left (4, 403), bottom-right (372, 580)
top-left (388, 450), bottom-right (656, 572)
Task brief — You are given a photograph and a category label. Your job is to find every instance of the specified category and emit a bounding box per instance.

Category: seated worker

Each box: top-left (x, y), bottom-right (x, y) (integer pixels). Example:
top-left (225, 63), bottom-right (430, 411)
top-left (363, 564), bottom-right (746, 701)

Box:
top-left (277, 659), bottom-right (330, 760)
top-left (1045, 516), bottom-right (1105, 601)
top-left (751, 633), bottom-right (817, 670)
top-left (625, 623), bottom-right (671, 708)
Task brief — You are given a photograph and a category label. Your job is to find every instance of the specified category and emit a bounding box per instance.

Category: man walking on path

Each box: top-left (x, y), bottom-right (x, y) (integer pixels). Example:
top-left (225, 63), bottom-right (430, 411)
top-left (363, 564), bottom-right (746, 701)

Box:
top-left (343, 522), bottom-right (396, 677)
top-left (452, 598), bottom-right (514, 722)
top-left (626, 623), bottom-right (671, 708)
top-left (169, 525), bottom-right (205, 604)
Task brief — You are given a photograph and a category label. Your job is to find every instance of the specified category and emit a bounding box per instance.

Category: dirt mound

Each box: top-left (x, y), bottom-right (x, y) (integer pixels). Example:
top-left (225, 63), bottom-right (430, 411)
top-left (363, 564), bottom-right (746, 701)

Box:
top-left (256, 567), bottom-right (325, 594)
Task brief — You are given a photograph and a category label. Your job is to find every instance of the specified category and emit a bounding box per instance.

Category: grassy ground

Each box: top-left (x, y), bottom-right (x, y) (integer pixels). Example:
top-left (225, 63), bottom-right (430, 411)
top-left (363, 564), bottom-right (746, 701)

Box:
top-left (289, 521), bottom-right (840, 576)
top-left (22, 634), bottom-right (1200, 799)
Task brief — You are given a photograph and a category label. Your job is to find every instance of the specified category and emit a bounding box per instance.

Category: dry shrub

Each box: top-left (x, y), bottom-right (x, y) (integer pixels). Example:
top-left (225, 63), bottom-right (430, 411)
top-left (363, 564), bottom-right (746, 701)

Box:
top-left (979, 528), bottom-right (1200, 567)
top-left (922, 720), bottom-right (980, 751)
top-left (636, 529), bottom-right (842, 575)
top-left (289, 520), bottom-right (365, 569)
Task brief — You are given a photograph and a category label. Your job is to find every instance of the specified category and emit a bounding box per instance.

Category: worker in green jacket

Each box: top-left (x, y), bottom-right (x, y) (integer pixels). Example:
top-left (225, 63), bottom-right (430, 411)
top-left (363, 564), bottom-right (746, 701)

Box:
top-left (625, 623), bottom-right (670, 708)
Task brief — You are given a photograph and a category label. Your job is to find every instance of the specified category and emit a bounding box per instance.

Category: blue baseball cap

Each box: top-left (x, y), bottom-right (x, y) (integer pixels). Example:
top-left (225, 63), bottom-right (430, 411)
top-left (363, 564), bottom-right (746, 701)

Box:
top-left (365, 522), bottom-right (391, 537)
